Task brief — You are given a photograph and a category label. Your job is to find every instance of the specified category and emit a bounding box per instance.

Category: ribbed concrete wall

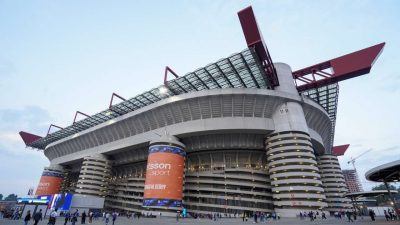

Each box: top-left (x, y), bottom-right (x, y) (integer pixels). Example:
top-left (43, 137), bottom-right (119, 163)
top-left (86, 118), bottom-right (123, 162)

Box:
top-left (105, 163), bottom-right (146, 213)
top-left (317, 155), bottom-right (352, 211)
top-left (76, 154), bottom-right (111, 197)
top-left (266, 131), bottom-right (328, 212)
top-left (184, 150), bottom-right (273, 214)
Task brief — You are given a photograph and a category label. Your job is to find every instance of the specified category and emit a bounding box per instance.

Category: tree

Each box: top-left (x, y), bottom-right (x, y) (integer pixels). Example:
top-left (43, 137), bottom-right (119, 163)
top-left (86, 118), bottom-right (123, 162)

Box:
top-left (372, 184), bottom-right (396, 191)
top-left (0, 193), bottom-right (3, 201)
top-left (4, 194), bottom-right (18, 201)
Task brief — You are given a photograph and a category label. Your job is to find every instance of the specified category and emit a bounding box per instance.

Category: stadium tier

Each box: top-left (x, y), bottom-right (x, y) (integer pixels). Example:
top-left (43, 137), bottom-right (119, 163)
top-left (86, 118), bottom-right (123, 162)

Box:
top-left (19, 6), bottom-right (384, 217)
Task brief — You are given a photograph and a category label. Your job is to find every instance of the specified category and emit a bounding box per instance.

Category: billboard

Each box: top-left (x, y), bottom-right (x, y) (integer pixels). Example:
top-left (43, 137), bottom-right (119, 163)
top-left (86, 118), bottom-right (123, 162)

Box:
top-left (35, 171), bottom-right (63, 195)
top-left (143, 145), bottom-right (186, 208)
top-left (49, 193), bottom-right (73, 210)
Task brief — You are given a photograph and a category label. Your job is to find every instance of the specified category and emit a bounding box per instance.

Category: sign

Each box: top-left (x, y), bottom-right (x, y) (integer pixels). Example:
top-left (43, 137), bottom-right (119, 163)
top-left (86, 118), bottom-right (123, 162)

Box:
top-left (35, 171), bottom-right (63, 195)
top-left (143, 145), bottom-right (185, 208)
top-left (50, 193), bottom-right (73, 210)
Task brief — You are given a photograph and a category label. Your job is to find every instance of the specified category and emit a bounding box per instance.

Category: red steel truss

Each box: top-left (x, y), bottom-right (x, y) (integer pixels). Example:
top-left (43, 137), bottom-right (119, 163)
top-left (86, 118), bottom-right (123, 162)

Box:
top-left (19, 131), bottom-right (42, 146)
top-left (293, 43), bottom-right (385, 92)
top-left (238, 6), bottom-right (279, 87)
top-left (332, 144), bottom-right (350, 156)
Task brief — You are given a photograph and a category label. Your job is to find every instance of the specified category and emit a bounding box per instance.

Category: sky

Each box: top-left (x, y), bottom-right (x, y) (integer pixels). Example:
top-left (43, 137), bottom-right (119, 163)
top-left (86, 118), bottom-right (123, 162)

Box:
top-left (0, 0), bottom-right (399, 197)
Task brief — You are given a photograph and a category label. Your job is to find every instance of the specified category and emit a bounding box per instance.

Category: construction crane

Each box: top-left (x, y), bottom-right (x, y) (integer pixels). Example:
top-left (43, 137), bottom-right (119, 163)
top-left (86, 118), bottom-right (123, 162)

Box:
top-left (347, 149), bottom-right (373, 171)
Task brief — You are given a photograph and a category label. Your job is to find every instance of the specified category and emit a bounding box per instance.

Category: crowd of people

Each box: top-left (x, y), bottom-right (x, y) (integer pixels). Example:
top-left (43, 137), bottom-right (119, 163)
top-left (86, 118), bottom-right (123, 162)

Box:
top-left (1, 207), bottom-right (399, 224)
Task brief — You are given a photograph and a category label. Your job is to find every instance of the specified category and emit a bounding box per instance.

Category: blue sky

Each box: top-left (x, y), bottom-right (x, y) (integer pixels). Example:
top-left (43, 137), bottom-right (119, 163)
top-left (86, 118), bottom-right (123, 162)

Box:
top-left (0, 0), bottom-right (399, 196)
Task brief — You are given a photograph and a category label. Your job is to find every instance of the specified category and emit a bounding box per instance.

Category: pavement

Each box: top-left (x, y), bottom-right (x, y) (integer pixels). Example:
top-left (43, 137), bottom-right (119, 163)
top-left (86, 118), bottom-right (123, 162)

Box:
top-left (0, 217), bottom-right (399, 225)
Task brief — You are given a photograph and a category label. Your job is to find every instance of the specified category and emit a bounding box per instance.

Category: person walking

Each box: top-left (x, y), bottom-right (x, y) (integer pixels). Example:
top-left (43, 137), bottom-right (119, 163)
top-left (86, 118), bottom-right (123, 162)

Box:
top-left (111, 212), bottom-right (117, 225)
top-left (346, 211), bottom-right (353, 222)
top-left (81, 211), bottom-right (86, 224)
top-left (321, 212), bottom-right (327, 220)
top-left (71, 210), bottom-right (79, 225)
top-left (105, 212), bottom-right (110, 225)
top-left (33, 209), bottom-right (43, 225)
top-left (64, 211), bottom-right (70, 225)
top-left (48, 209), bottom-right (58, 225)
top-left (89, 211), bottom-right (93, 223)
top-left (24, 210), bottom-right (31, 225)
top-left (369, 209), bottom-right (375, 221)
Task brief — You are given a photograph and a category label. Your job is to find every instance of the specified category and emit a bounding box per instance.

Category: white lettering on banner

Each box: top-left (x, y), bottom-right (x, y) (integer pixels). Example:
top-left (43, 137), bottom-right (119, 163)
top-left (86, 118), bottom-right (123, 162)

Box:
top-left (150, 170), bottom-right (170, 176)
top-left (38, 182), bottom-right (50, 187)
top-left (144, 184), bottom-right (167, 190)
top-left (147, 163), bottom-right (171, 170)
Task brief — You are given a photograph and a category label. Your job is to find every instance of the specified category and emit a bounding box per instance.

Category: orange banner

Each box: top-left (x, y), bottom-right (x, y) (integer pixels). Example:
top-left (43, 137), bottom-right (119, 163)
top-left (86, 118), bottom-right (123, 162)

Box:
top-left (144, 152), bottom-right (184, 200)
top-left (35, 175), bottom-right (63, 195)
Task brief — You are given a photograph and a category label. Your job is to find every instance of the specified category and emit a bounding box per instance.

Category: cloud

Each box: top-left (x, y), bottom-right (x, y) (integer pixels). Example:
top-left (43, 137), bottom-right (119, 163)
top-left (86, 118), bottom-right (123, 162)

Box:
top-left (0, 106), bottom-right (51, 196)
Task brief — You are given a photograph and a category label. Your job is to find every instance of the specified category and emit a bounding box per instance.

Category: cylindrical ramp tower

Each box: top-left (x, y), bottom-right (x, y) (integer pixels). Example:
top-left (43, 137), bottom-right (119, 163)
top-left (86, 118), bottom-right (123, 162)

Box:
top-left (75, 154), bottom-right (112, 197)
top-left (35, 164), bottom-right (64, 195)
top-left (143, 133), bottom-right (186, 209)
top-left (317, 154), bottom-right (352, 212)
top-left (265, 63), bottom-right (327, 217)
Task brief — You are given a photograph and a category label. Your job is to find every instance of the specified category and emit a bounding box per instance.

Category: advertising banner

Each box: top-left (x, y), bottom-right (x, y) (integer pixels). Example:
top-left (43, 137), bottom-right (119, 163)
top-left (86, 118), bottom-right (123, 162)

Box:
top-left (35, 171), bottom-right (63, 195)
top-left (143, 145), bottom-right (186, 208)
top-left (50, 193), bottom-right (73, 210)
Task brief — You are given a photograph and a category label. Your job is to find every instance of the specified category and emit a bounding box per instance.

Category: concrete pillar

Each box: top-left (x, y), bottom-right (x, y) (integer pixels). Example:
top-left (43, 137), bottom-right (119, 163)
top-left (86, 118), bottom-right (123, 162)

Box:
top-left (143, 133), bottom-right (186, 210)
top-left (265, 63), bottom-right (327, 217)
top-left (75, 154), bottom-right (112, 197)
top-left (317, 154), bottom-right (352, 212)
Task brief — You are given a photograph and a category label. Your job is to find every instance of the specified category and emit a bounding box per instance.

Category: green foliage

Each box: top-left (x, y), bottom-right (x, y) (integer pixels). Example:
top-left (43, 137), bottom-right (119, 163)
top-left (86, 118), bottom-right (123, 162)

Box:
top-left (0, 193), bottom-right (3, 200)
top-left (4, 194), bottom-right (18, 201)
top-left (372, 184), bottom-right (396, 190)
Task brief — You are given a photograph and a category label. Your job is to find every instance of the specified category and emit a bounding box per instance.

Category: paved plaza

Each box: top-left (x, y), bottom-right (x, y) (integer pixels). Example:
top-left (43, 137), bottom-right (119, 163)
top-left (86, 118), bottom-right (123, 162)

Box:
top-left (0, 217), bottom-right (398, 225)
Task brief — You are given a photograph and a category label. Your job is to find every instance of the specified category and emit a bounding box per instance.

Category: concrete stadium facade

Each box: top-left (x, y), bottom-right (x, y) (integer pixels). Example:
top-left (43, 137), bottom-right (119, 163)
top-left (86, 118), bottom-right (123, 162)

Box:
top-left (20, 6), bottom-right (386, 217)
top-left (38, 63), bottom-right (352, 216)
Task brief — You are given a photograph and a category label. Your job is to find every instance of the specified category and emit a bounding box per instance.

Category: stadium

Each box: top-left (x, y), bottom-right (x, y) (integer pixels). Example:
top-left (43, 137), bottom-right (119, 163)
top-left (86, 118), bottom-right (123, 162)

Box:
top-left (19, 6), bottom-right (385, 217)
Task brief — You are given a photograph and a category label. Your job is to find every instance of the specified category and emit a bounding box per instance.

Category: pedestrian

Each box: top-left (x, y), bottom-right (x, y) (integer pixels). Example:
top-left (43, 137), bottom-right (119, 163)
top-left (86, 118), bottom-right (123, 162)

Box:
top-left (81, 211), bottom-right (86, 224)
top-left (176, 212), bottom-right (180, 222)
top-left (64, 211), bottom-right (70, 225)
top-left (24, 210), bottom-right (31, 225)
top-left (346, 211), bottom-right (353, 222)
top-left (72, 210), bottom-right (79, 225)
top-left (322, 212), bottom-right (326, 220)
top-left (33, 209), bottom-right (43, 225)
top-left (112, 212), bottom-right (117, 225)
top-left (353, 211), bottom-right (357, 221)
top-left (369, 209), bottom-right (375, 221)
top-left (48, 209), bottom-right (58, 225)
top-left (89, 211), bottom-right (93, 223)
top-left (105, 212), bottom-right (110, 225)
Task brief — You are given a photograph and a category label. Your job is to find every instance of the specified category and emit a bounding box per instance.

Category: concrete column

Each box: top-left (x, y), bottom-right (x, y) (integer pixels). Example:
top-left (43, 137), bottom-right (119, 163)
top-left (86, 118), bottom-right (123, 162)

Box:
top-left (35, 164), bottom-right (65, 195)
top-left (317, 154), bottom-right (352, 212)
top-left (265, 63), bottom-right (327, 217)
top-left (75, 154), bottom-right (112, 197)
top-left (143, 133), bottom-right (186, 210)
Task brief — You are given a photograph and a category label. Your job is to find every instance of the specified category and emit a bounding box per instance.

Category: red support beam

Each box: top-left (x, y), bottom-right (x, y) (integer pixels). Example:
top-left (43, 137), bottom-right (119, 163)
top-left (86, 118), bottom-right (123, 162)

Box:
top-left (19, 131), bottom-right (42, 146)
top-left (163, 66), bottom-right (179, 95)
top-left (332, 144), bottom-right (350, 156)
top-left (294, 42), bottom-right (385, 92)
top-left (238, 6), bottom-right (279, 87)
top-left (47, 124), bottom-right (63, 136)
top-left (163, 66), bottom-right (179, 85)
top-left (109, 92), bottom-right (126, 109)
top-left (73, 111), bottom-right (90, 124)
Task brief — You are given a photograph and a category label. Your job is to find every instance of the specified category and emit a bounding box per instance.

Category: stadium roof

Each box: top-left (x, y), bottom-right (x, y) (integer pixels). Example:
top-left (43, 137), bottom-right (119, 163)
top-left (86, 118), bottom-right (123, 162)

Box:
top-left (19, 6), bottom-right (385, 151)
top-left (366, 160), bottom-right (400, 182)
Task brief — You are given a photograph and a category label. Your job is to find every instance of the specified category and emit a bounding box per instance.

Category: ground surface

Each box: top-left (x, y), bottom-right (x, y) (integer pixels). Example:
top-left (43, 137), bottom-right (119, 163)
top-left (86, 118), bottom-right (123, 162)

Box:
top-left (0, 217), bottom-right (398, 225)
